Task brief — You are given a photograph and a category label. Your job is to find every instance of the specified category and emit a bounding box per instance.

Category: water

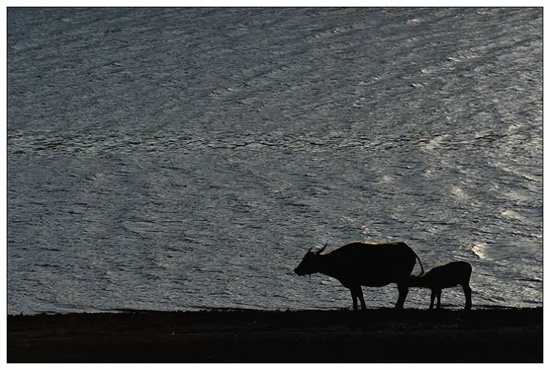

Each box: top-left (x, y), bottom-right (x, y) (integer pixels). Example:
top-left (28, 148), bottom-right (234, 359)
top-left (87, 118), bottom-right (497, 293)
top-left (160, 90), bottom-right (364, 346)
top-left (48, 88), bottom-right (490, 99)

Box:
top-left (7, 8), bottom-right (542, 315)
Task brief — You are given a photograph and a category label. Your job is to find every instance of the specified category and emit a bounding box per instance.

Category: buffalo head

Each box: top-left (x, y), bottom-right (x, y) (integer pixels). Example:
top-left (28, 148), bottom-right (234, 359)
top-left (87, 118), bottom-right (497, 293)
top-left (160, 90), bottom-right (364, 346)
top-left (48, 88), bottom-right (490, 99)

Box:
top-left (294, 244), bottom-right (327, 276)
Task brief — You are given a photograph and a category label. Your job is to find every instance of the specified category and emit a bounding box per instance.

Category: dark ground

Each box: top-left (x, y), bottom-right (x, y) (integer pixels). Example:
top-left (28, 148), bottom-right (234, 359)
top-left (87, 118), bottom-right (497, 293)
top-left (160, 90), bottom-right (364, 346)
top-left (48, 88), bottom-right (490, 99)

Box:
top-left (7, 307), bottom-right (543, 363)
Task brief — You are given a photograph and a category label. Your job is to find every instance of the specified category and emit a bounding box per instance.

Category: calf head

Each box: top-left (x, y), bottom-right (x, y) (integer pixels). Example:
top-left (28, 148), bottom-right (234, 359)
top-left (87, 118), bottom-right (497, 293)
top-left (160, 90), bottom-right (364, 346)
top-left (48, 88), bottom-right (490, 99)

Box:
top-left (408, 274), bottom-right (425, 287)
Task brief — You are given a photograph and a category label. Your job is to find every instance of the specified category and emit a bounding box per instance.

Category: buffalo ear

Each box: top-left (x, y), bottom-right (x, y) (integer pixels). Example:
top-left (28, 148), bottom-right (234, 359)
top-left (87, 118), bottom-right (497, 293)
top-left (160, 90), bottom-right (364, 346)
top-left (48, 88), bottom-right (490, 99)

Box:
top-left (317, 243), bottom-right (327, 254)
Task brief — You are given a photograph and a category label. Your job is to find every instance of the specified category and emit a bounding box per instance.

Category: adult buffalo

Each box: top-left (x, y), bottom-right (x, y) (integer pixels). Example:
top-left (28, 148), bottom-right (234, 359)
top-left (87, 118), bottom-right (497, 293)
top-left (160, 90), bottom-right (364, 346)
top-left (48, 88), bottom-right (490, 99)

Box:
top-left (294, 242), bottom-right (424, 310)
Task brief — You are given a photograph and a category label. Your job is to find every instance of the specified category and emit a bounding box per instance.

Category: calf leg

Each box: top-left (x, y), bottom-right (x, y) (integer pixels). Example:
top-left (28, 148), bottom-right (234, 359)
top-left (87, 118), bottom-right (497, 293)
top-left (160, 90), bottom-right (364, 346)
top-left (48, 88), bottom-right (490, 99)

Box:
top-left (462, 283), bottom-right (472, 310)
top-left (395, 282), bottom-right (408, 309)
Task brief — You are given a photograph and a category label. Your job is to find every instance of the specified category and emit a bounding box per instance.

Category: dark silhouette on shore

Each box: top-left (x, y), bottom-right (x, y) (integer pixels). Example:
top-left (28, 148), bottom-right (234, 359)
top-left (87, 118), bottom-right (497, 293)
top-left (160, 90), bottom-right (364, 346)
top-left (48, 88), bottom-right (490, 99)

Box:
top-left (295, 242), bottom-right (424, 310)
top-left (409, 261), bottom-right (473, 310)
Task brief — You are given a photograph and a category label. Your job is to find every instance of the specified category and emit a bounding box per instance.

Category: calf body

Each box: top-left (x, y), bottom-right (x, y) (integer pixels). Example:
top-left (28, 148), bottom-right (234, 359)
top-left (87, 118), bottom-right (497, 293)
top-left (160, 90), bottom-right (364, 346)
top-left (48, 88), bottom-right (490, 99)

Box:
top-left (409, 261), bottom-right (472, 310)
top-left (294, 242), bottom-right (424, 310)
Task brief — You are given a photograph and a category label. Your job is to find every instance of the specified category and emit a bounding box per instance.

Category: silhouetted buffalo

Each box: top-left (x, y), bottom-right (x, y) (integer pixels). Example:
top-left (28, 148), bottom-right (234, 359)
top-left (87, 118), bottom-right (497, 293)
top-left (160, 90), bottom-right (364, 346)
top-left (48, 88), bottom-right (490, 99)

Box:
top-left (294, 242), bottom-right (424, 310)
top-left (409, 261), bottom-right (472, 310)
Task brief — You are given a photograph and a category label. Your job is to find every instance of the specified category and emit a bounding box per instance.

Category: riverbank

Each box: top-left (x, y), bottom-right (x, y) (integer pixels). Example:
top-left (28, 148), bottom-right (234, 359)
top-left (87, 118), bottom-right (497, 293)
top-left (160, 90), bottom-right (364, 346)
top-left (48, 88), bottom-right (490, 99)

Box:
top-left (8, 307), bottom-right (543, 363)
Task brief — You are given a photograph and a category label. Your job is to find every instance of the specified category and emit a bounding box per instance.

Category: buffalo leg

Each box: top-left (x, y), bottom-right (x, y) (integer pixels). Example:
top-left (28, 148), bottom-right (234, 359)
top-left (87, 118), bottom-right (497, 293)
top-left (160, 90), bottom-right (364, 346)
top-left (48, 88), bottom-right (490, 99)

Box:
top-left (350, 285), bottom-right (366, 311)
top-left (395, 282), bottom-right (408, 309)
top-left (429, 290), bottom-right (436, 309)
top-left (435, 289), bottom-right (442, 309)
top-left (462, 283), bottom-right (472, 310)
top-left (357, 286), bottom-right (366, 311)
top-left (350, 288), bottom-right (358, 311)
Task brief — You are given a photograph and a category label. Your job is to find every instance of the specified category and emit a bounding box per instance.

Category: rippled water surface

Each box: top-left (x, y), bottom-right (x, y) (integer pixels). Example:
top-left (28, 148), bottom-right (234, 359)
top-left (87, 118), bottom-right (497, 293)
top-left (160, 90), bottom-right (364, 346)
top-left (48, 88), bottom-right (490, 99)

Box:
top-left (8, 8), bottom-right (542, 314)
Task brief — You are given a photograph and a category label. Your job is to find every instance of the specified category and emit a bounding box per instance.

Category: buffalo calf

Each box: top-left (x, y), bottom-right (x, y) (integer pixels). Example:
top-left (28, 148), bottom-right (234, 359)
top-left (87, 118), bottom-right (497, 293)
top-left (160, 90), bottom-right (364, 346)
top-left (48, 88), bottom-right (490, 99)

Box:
top-left (409, 261), bottom-right (472, 310)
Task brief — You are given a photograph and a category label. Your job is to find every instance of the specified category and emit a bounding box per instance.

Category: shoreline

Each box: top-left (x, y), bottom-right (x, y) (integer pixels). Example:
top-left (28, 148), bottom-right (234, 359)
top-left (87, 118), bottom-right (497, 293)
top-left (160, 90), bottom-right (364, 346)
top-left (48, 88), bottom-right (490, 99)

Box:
top-left (8, 307), bottom-right (543, 363)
